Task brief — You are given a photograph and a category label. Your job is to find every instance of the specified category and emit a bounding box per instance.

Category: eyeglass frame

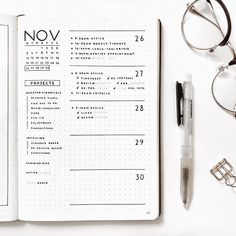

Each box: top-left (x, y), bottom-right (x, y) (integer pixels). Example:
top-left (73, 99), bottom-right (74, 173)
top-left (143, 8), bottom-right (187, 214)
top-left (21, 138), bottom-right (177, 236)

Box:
top-left (181, 0), bottom-right (236, 116)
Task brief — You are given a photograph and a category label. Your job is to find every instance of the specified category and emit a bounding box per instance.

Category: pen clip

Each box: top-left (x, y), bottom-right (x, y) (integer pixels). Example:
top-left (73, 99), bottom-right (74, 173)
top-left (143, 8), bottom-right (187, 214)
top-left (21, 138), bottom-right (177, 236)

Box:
top-left (176, 81), bottom-right (183, 126)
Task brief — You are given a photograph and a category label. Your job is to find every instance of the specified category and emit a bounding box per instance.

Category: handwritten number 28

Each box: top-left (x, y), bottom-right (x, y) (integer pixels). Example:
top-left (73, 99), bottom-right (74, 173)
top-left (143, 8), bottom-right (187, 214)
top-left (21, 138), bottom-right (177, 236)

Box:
top-left (135, 105), bottom-right (144, 111)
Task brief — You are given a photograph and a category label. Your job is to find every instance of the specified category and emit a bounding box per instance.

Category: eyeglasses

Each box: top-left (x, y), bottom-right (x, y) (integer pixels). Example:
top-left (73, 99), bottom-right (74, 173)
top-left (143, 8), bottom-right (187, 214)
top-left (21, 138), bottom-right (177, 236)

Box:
top-left (181, 0), bottom-right (236, 117)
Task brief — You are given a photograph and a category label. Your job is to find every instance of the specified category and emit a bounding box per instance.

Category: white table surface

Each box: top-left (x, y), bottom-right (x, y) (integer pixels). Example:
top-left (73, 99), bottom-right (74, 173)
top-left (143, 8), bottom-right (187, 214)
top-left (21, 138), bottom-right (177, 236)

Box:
top-left (1, 0), bottom-right (236, 235)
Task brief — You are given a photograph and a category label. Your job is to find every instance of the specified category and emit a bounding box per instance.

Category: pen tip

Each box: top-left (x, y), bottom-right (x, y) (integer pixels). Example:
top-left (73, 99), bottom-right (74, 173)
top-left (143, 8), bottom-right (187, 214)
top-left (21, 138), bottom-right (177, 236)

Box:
top-left (183, 200), bottom-right (189, 210)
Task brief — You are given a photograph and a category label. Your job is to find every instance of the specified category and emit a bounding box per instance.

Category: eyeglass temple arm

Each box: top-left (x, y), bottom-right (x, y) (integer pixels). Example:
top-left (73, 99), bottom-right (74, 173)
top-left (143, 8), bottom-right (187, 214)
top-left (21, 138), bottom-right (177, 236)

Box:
top-left (189, 0), bottom-right (230, 43)
top-left (207, 0), bottom-right (236, 61)
top-left (189, 0), bottom-right (236, 60)
top-left (189, 5), bottom-right (219, 29)
top-left (206, 0), bottom-right (232, 47)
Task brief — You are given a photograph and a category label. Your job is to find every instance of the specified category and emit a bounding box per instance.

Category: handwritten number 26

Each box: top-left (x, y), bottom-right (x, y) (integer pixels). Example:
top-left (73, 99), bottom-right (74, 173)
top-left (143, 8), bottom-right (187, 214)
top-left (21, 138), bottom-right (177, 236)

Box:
top-left (135, 35), bottom-right (144, 42)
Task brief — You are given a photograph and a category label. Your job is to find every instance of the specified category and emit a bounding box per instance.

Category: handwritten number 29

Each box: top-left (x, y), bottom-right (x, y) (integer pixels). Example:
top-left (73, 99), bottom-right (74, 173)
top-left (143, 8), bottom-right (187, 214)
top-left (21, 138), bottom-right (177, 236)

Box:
top-left (135, 139), bottom-right (144, 145)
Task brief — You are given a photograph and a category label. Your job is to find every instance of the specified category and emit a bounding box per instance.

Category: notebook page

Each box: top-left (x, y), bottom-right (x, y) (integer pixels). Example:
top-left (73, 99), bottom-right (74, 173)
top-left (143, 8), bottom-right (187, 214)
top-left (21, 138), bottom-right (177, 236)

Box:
top-left (17, 17), bottom-right (160, 221)
top-left (0, 15), bottom-right (18, 221)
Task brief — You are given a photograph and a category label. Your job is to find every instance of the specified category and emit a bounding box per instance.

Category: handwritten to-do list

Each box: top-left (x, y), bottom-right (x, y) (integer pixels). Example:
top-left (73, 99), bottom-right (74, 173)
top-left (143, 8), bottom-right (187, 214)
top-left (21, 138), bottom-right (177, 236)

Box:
top-left (17, 17), bottom-right (160, 221)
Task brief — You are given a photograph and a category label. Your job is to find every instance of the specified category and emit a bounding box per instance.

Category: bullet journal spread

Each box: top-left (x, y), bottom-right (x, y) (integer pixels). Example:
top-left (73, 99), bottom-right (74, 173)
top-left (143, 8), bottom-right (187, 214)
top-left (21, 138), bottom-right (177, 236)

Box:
top-left (0, 15), bottom-right (161, 221)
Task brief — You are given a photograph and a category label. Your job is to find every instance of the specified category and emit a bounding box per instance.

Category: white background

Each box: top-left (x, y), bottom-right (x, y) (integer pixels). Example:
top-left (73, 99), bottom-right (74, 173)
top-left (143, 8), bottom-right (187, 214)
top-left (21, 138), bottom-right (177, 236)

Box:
top-left (1, 0), bottom-right (236, 235)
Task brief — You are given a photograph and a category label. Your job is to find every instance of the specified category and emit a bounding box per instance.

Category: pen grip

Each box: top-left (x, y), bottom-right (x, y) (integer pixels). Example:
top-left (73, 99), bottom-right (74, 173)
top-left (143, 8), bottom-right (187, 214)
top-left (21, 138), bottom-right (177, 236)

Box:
top-left (180, 158), bottom-right (193, 206)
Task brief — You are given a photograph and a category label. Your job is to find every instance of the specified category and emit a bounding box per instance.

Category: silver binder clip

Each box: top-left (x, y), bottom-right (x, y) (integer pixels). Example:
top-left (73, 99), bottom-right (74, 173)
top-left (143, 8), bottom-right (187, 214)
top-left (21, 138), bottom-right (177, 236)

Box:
top-left (210, 158), bottom-right (236, 187)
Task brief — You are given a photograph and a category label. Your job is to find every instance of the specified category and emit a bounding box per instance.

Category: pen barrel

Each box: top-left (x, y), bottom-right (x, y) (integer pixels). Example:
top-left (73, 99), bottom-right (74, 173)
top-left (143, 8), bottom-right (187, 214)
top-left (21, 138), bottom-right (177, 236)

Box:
top-left (180, 78), bottom-right (193, 208)
top-left (182, 98), bottom-right (192, 147)
top-left (181, 145), bottom-right (192, 159)
top-left (180, 158), bottom-right (193, 207)
top-left (182, 81), bottom-right (193, 147)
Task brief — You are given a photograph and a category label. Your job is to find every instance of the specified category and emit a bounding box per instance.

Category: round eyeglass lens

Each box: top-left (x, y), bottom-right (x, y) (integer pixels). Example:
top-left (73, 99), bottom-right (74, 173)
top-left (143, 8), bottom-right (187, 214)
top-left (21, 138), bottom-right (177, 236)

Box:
top-left (182, 0), bottom-right (229, 50)
top-left (212, 64), bottom-right (236, 113)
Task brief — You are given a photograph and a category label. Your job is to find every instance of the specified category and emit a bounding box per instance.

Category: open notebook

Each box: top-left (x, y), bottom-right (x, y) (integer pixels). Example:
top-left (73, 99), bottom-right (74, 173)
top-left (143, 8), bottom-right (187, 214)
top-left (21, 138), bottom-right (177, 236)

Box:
top-left (0, 15), bottom-right (161, 221)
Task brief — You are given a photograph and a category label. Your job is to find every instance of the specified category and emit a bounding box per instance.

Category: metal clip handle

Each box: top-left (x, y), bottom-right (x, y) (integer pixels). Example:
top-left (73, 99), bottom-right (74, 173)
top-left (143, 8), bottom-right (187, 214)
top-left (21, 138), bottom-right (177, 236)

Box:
top-left (210, 158), bottom-right (236, 187)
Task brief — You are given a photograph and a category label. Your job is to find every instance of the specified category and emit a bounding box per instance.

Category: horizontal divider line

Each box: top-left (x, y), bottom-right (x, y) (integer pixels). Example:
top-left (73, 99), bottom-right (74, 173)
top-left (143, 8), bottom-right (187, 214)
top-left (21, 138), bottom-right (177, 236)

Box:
top-left (70, 100), bottom-right (145, 102)
top-left (69, 30), bottom-right (146, 32)
top-left (70, 168), bottom-right (146, 171)
top-left (70, 203), bottom-right (146, 206)
top-left (69, 65), bottom-right (145, 67)
top-left (70, 134), bottom-right (145, 137)
top-left (25, 45), bottom-right (60, 46)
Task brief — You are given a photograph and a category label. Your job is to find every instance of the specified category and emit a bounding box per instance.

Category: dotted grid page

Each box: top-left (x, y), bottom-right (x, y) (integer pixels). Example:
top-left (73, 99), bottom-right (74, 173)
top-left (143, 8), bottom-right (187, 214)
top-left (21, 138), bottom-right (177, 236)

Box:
top-left (0, 15), bottom-right (18, 221)
top-left (17, 17), bottom-right (160, 221)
